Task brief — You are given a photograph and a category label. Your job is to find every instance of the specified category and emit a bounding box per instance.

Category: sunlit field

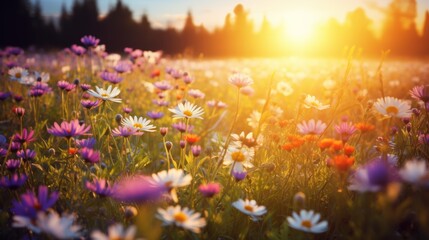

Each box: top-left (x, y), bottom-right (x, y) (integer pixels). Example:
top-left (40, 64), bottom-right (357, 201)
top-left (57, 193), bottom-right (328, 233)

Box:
top-left (1, 39), bottom-right (429, 240)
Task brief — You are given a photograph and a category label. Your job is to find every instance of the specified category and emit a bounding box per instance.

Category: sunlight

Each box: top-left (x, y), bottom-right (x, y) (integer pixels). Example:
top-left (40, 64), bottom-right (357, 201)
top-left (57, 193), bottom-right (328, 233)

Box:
top-left (283, 9), bottom-right (319, 45)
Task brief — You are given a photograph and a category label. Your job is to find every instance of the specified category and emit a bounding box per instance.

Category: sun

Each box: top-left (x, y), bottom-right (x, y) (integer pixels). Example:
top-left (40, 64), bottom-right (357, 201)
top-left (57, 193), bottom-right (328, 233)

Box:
top-left (282, 9), bottom-right (319, 45)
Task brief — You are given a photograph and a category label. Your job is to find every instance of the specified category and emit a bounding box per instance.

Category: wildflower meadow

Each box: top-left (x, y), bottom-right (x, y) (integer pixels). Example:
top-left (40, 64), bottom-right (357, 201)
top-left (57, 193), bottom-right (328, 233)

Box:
top-left (1, 35), bottom-right (429, 240)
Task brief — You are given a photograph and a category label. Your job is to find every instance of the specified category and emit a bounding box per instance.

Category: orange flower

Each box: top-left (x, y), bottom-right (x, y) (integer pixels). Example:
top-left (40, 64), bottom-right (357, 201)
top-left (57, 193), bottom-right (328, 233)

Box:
top-left (288, 135), bottom-right (305, 148)
top-left (343, 144), bottom-right (355, 156)
top-left (355, 122), bottom-right (375, 133)
top-left (330, 154), bottom-right (354, 172)
top-left (184, 134), bottom-right (200, 145)
top-left (319, 138), bottom-right (334, 149)
top-left (68, 147), bottom-right (79, 155)
top-left (330, 140), bottom-right (344, 152)
top-left (281, 143), bottom-right (294, 151)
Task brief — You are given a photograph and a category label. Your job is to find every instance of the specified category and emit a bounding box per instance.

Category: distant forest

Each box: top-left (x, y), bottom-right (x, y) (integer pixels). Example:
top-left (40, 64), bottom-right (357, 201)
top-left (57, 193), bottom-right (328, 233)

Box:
top-left (1, 0), bottom-right (428, 57)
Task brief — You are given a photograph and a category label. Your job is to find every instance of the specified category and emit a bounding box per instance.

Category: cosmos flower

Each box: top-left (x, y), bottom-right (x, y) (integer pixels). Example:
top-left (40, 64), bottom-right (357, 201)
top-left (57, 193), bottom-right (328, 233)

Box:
top-left (399, 159), bottom-right (428, 184)
top-left (79, 147), bottom-right (100, 164)
top-left (13, 128), bottom-right (36, 144)
top-left (303, 95), bottom-right (330, 110)
top-left (47, 119), bottom-right (91, 139)
top-left (153, 80), bottom-right (173, 91)
top-left (70, 44), bottom-right (86, 56)
top-left (100, 71), bottom-right (123, 84)
top-left (223, 146), bottom-right (254, 173)
top-left (17, 149), bottom-right (36, 161)
top-left (156, 205), bottom-right (206, 233)
top-left (348, 159), bottom-right (398, 192)
top-left (114, 61), bottom-right (132, 73)
top-left (81, 35), bottom-right (100, 47)
top-left (287, 210), bottom-right (328, 233)
top-left (169, 101), bottom-right (204, 120)
top-left (232, 199), bottom-right (267, 221)
top-left (374, 97), bottom-right (411, 118)
top-left (228, 73), bottom-right (254, 88)
top-left (91, 223), bottom-right (137, 240)
top-left (112, 175), bottom-right (166, 203)
top-left (147, 111), bottom-right (164, 120)
top-left (0, 173), bottom-right (27, 190)
top-left (6, 159), bottom-right (21, 171)
top-left (297, 119), bottom-right (327, 135)
top-left (172, 122), bottom-right (194, 133)
top-left (198, 183), bottom-right (221, 198)
top-left (188, 89), bottom-right (205, 99)
top-left (75, 138), bottom-right (96, 149)
top-left (112, 126), bottom-right (143, 137)
top-left (335, 122), bottom-right (357, 142)
top-left (207, 100), bottom-right (227, 108)
top-left (81, 99), bottom-right (101, 109)
top-left (11, 185), bottom-right (59, 219)
top-left (85, 178), bottom-right (114, 197)
top-left (409, 85), bottom-right (429, 103)
top-left (87, 85), bottom-right (122, 103)
top-left (121, 116), bottom-right (156, 132)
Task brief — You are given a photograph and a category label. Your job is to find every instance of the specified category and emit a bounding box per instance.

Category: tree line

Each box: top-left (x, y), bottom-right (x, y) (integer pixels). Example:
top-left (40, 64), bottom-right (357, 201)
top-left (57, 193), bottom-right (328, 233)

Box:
top-left (0, 0), bottom-right (428, 57)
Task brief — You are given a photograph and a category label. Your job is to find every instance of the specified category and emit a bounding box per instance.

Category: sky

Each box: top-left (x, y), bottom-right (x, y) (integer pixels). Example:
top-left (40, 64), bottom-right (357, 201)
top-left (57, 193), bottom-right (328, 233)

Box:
top-left (31, 0), bottom-right (429, 34)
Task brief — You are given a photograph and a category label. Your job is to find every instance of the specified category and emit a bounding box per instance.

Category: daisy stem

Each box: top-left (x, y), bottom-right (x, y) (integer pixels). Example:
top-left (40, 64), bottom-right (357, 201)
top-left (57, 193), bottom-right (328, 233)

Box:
top-left (163, 136), bottom-right (170, 170)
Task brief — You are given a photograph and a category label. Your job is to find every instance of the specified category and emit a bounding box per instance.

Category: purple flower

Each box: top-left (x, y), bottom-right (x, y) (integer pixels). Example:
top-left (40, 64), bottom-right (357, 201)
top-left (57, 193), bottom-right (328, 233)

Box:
top-left (80, 84), bottom-right (91, 91)
top-left (6, 159), bottom-right (21, 171)
top-left (100, 71), bottom-right (123, 84)
top-left (85, 178), bottom-right (114, 197)
top-left (81, 99), bottom-right (101, 110)
top-left (79, 147), bottom-right (100, 164)
top-left (172, 122), bottom-right (193, 133)
top-left (123, 107), bottom-right (132, 114)
top-left (0, 91), bottom-right (11, 101)
top-left (30, 82), bottom-right (52, 97)
top-left (10, 142), bottom-right (21, 152)
top-left (348, 159), bottom-right (398, 192)
top-left (232, 171), bottom-right (247, 182)
top-left (198, 182), bottom-right (221, 198)
top-left (81, 35), bottom-right (100, 47)
top-left (112, 175), bottom-right (166, 203)
top-left (410, 85), bottom-right (429, 103)
top-left (147, 111), bottom-right (164, 120)
top-left (0, 148), bottom-right (7, 157)
top-left (114, 61), bottom-right (132, 73)
top-left (0, 173), bottom-right (27, 190)
top-left (112, 126), bottom-right (143, 137)
top-left (12, 107), bottom-right (25, 117)
top-left (191, 145), bottom-right (202, 157)
top-left (11, 185), bottom-right (59, 218)
top-left (13, 129), bottom-right (36, 144)
top-left (5, 47), bottom-right (24, 56)
top-left (335, 122), bottom-right (357, 142)
top-left (47, 119), bottom-right (91, 139)
top-left (17, 149), bottom-right (36, 161)
top-left (419, 134), bottom-right (429, 145)
top-left (152, 99), bottom-right (169, 107)
top-left (153, 80), bottom-right (172, 91)
top-left (57, 80), bottom-right (71, 90)
top-left (71, 44), bottom-right (86, 56)
top-left (75, 138), bottom-right (96, 149)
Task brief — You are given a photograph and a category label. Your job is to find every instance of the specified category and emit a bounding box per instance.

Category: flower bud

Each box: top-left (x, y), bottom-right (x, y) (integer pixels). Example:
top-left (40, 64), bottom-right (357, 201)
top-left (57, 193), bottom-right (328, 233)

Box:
top-left (115, 114), bottom-right (123, 125)
top-left (165, 141), bottom-right (173, 151)
top-left (160, 127), bottom-right (168, 137)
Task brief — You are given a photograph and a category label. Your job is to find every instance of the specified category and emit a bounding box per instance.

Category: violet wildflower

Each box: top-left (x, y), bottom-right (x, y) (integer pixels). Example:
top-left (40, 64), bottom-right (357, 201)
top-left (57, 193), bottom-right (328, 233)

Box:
top-left (191, 145), bottom-right (202, 157)
top-left (410, 85), bottom-right (429, 103)
top-left (79, 148), bottom-right (100, 164)
top-left (71, 44), bottom-right (86, 56)
top-left (153, 80), bottom-right (172, 91)
top-left (80, 84), bottom-right (91, 91)
top-left (13, 128), bottom-right (36, 144)
top-left (335, 122), bottom-right (357, 142)
top-left (10, 142), bottom-right (21, 152)
top-left (17, 149), bottom-right (37, 161)
top-left (348, 159), bottom-right (398, 192)
top-left (11, 185), bottom-right (59, 219)
top-left (85, 178), bottom-right (114, 197)
top-left (147, 111), bottom-right (164, 120)
top-left (172, 122), bottom-right (194, 133)
top-left (81, 99), bottom-right (101, 110)
top-left (47, 119), bottom-right (91, 139)
top-left (198, 183), bottom-right (221, 198)
top-left (57, 81), bottom-right (70, 90)
top-left (81, 35), bottom-right (100, 47)
top-left (6, 159), bottom-right (21, 172)
top-left (114, 61), bottom-right (132, 73)
top-left (123, 107), bottom-right (132, 114)
top-left (0, 91), bottom-right (12, 100)
top-left (233, 171), bottom-right (247, 182)
top-left (75, 138), bottom-right (96, 149)
top-left (0, 174), bottom-right (27, 190)
top-left (112, 126), bottom-right (143, 137)
top-left (100, 71), bottom-right (123, 84)
top-left (112, 175), bottom-right (166, 203)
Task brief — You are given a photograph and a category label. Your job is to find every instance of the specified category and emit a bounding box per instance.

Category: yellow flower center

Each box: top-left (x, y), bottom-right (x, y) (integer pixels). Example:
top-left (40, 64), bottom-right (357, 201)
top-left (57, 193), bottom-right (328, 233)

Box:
top-left (231, 151), bottom-right (245, 162)
top-left (15, 72), bottom-right (22, 78)
top-left (183, 110), bottom-right (193, 117)
top-left (101, 93), bottom-right (109, 98)
top-left (174, 212), bottom-right (188, 223)
top-left (301, 220), bottom-right (312, 229)
top-left (386, 106), bottom-right (399, 115)
top-left (133, 123), bottom-right (143, 129)
top-left (244, 205), bottom-right (254, 212)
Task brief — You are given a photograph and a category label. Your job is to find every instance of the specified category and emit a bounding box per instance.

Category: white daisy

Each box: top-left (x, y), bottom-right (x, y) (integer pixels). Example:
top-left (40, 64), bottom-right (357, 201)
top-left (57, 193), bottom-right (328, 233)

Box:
top-left (12, 215), bottom-right (42, 233)
top-left (303, 95), bottom-right (330, 110)
top-left (276, 81), bottom-right (294, 96)
top-left (91, 223), bottom-right (137, 240)
top-left (37, 211), bottom-right (81, 239)
top-left (8, 67), bottom-right (29, 81)
top-left (374, 97), bottom-right (411, 118)
top-left (121, 116), bottom-right (156, 132)
top-left (399, 159), bottom-right (428, 184)
top-left (223, 146), bottom-right (255, 172)
top-left (156, 205), bottom-right (206, 233)
top-left (297, 119), bottom-right (327, 135)
top-left (246, 110), bottom-right (261, 129)
top-left (87, 85), bottom-right (122, 103)
top-left (169, 101), bottom-right (204, 120)
top-left (232, 199), bottom-right (267, 221)
top-left (152, 168), bottom-right (192, 202)
top-left (228, 73), bottom-right (254, 88)
top-left (287, 210), bottom-right (328, 234)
